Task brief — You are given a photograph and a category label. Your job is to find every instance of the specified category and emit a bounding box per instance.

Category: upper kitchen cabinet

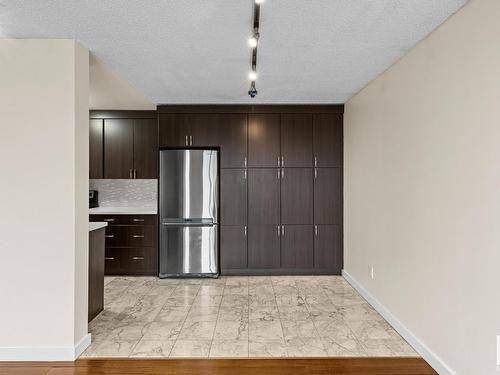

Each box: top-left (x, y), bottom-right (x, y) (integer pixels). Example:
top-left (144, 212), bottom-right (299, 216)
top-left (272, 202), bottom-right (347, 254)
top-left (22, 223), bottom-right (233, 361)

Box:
top-left (281, 114), bottom-right (313, 167)
top-left (248, 113), bottom-right (281, 168)
top-left (89, 119), bottom-right (103, 179)
top-left (104, 119), bottom-right (134, 179)
top-left (313, 113), bottom-right (343, 168)
top-left (219, 114), bottom-right (247, 169)
top-left (133, 119), bottom-right (158, 179)
top-left (159, 114), bottom-right (192, 147)
top-left (189, 114), bottom-right (219, 147)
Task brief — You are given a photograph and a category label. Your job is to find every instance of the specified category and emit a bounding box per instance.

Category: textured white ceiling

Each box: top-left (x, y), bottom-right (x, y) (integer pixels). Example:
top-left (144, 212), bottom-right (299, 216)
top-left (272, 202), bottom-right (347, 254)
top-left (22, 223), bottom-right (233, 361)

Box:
top-left (0, 0), bottom-right (466, 104)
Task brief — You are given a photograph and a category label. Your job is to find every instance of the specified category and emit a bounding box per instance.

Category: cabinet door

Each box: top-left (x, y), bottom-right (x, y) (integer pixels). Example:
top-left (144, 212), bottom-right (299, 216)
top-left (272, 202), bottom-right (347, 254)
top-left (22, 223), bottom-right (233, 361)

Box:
top-left (221, 226), bottom-right (247, 270)
top-left (219, 114), bottom-right (247, 168)
top-left (104, 119), bottom-right (134, 179)
top-left (281, 168), bottom-right (313, 224)
top-left (281, 114), bottom-right (313, 167)
top-left (89, 119), bottom-right (103, 179)
top-left (248, 114), bottom-right (281, 168)
top-left (281, 225), bottom-right (313, 269)
top-left (133, 119), bottom-right (158, 179)
top-left (313, 114), bottom-right (342, 167)
top-left (248, 225), bottom-right (280, 269)
top-left (314, 168), bottom-right (341, 225)
top-left (314, 225), bottom-right (342, 274)
top-left (248, 169), bottom-right (280, 225)
top-left (159, 114), bottom-right (190, 147)
top-left (221, 169), bottom-right (247, 225)
top-left (190, 114), bottom-right (219, 146)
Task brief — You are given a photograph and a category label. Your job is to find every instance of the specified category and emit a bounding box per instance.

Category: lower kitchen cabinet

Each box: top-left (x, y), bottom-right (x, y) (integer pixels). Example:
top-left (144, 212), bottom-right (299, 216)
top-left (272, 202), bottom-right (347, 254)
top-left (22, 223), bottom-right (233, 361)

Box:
top-left (314, 225), bottom-right (342, 273)
top-left (281, 225), bottom-right (313, 269)
top-left (248, 225), bottom-right (280, 269)
top-left (220, 226), bottom-right (247, 270)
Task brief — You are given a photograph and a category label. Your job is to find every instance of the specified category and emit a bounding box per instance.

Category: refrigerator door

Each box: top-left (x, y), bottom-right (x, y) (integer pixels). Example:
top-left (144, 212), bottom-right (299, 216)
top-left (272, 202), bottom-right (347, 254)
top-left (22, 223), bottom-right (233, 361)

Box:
top-left (159, 221), bottom-right (219, 277)
top-left (159, 149), bottom-right (218, 222)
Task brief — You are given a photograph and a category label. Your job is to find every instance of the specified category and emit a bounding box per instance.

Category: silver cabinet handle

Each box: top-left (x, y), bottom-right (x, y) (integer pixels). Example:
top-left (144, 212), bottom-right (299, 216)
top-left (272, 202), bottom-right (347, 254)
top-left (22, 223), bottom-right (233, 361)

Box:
top-left (105, 235), bottom-right (114, 238)
top-left (105, 257), bottom-right (114, 260)
top-left (132, 235), bottom-right (145, 238)
top-left (277, 169), bottom-right (280, 179)
top-left (132, 218), bottom-right (145, 222)
top-left (281, 168), bottom-right (284, 179)
top-left (103, 218), bottom-right (115, 222)
top-left (314, 168), bottom-right (317, 179)
top-left (244, 157), bottom-right (247, 168)
top-left (129, 169), bottom-right (132, 179)
top-left (277, 225), bottom-right (280, 237)
top-left (244, 169), bottom-right (247, 180)
top-left (281, 156), bottom-right (284, 167)
top-left (314, 225), bottom-right (318, 237)
top-left (185, 135), bottom-right (188, 146)
top-left (281, 225), bottom-right (285, 236)
top-left (314, 156), bottom-right (318, 167)
top-left (132, 256), bottom-right (145, 260)
top-left (277, 156), bottom-right (280, 167)
top-left (244, 226), bottom-right (247, 237)
top-left (190, 135), bottom-right (193, 145)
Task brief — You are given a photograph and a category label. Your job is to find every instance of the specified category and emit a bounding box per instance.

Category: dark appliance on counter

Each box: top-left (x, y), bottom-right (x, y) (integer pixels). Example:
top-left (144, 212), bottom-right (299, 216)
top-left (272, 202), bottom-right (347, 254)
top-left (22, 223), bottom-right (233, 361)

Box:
top-left (89, 190), bottom-right (99, 208)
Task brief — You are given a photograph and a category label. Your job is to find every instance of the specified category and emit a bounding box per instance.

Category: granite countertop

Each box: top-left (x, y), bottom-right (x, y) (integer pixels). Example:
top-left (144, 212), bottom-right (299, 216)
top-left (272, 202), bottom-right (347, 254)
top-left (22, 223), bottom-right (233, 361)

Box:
top-left (89, 222), bottom-right (108, 232)
top-left (89, 206), bottom-right (157, 215)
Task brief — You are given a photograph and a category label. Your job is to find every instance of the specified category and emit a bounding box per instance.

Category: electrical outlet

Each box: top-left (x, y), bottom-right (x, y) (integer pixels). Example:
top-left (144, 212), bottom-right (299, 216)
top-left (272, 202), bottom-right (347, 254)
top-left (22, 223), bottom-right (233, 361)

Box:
top-left (369, 266), bottom-right (375, 280)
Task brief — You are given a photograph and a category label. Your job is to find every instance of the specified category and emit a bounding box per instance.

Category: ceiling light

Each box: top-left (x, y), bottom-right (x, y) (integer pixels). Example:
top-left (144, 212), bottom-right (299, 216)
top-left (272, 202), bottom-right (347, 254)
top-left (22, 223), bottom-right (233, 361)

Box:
top-left (248, 36), bottom-right (258, 48)
top-left (248, 71), bottom-right (257, 81)
top-left (255, 0), bottom-right (265, 3)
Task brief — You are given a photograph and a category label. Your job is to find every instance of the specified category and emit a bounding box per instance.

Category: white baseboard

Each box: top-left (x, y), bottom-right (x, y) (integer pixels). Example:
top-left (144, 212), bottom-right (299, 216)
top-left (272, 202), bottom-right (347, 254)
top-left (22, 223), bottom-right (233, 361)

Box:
top-left (342, 270), bottom-right (456, 375)
top-left (0, 333), bottom-right (91, 361)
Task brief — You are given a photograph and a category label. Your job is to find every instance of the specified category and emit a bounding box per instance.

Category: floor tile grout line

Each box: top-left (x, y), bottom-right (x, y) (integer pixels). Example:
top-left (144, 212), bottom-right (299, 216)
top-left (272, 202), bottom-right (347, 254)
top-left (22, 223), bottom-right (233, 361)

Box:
top-left (269, 276), bottom-right (287, 357)
top-left (208, 277), bottom-right (227, 358)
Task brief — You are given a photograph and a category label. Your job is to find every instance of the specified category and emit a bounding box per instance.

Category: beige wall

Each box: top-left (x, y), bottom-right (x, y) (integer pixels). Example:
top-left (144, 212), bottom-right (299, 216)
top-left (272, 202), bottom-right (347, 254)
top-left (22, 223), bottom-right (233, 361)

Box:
top-left (0, 39), bottom-right (89, 360)
top-left (344, 0), bottom-right (500, 373)
top-left (89, 54), bottom-right (155, 110)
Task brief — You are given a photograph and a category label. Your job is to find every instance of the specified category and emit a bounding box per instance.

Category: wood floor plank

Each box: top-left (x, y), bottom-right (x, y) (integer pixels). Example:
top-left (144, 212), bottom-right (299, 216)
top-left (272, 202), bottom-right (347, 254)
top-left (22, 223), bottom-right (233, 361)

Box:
top-left (0, 358), bottom-right (437, 375)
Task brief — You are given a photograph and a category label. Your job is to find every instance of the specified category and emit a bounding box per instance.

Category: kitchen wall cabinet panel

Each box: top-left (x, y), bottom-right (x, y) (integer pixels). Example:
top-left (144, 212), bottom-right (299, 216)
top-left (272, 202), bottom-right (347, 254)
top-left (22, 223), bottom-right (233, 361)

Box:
top-left (219, 114), bottom-right (247, 168)
top-left (280, 168), bottom-right (313, 225)
top-left (281, 225), bottom-right (313, 269)
top-left (133, 119), bottom-right (158, 178)
top-left (89, 119), bottom-right (103, 179)
top-left (248, 225), bottom-right (280, 269)
top-left (159, 114), bottom-right (191, 147)
top-left (221, 226), bottom-right (247, 270)
top-left (190, 114), bottom-right (220, 146)
top-left (221, 169), bottom-right (247, 226)
top-left (313, 113), bottom-right (343, 168)
top-left (104, 119), bottom-right (134, 179)
top-left (314, 167), bottom-right (342, 225)
top-left (281, 114), bottom-right (313, 167)
top-left (314, 225), bottom-right (342, 273)
top-left (248, 168), bottom-right (280, 225)
top-left (248, 114), bottom-right (281, 168)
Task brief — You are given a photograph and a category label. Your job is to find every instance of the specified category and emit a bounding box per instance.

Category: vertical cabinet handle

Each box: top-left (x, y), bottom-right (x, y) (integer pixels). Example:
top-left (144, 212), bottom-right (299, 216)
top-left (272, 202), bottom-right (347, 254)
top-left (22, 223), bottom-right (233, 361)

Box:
top-left (185, 135), bottom-right (188, 146)
top-left (244, 169), bottom-right (247, 180)
top-left (277, 156), bottom-right (280, 167)
top-left (281, 225), bottom-right (285, 236)
top-left (314, 168), bottom-right (318, 179)
top-left (281, 168), bottom-right (284, 179)
top-left (277, 169), bottom-right (280, 180)
top-left (281, 156), bottom-right (284, 167)
top-left (244, 226), bottom-right (247, 237)
top-left (314, 225), bottom-right (318, 237)
top-left (190, 135), bottom-right (193, 146)
top-left (277, 225), bottom-right (280, 237)
top-left (244, 156), bottom-right (247, 168)
top-left (314, 156), bottom-right (318, 167)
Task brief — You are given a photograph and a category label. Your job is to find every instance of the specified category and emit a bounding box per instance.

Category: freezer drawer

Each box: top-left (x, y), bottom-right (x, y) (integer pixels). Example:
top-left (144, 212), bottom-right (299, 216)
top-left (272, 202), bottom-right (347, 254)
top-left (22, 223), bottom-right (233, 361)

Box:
top-left (159, 224), bottom-right (219, 277)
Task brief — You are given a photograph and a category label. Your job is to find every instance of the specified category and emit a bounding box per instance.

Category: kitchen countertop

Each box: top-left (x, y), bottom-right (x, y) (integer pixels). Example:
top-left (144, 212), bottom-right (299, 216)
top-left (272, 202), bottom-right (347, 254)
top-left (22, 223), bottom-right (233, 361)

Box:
top-left (89, 222), bottom-right (108, 232)
top-left (89, 206), bottom-right (157, 215)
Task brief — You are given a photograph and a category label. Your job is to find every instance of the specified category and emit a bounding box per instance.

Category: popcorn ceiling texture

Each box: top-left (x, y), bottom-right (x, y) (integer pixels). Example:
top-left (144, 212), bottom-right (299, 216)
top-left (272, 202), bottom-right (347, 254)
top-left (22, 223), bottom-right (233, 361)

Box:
top-left (89, 179), bottom-right (157, 208)
top-left (0, 0), bottom-right (466, 104)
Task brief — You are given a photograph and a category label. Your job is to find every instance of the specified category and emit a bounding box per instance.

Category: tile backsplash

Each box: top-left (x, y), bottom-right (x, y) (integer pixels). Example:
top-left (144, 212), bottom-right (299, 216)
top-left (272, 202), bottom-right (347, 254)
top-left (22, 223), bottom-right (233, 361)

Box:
top-left (90, 179), bottom-right (157, 208)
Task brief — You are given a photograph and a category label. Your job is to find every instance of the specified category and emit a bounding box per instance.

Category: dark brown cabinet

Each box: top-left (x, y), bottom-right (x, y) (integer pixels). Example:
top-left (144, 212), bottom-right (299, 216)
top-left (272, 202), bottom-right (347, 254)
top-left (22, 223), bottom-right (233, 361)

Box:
top-left (248, 114), bottom-right (281, 168)
top-left (190, 114), bottom-right (219, 146)
top-left (159, 114), bottom-right (190, 147)
top-left (314, 167), bottom-right (342, 225)
top-left (133, 119), bottom-right (158, 179)
top-left (280, 168), bottom-right (313, 224)
top-left (248, 225), bottom-right (280, 269)
top-left (313, 113), bottom-right (343, 167)
top-left (221, 226), bottom-right (247, 270)
top-left (221, 169), bottom-right (247, 226)
top-left (104, 119), bottom-right (134, 179)
top-left (281, 114), bottom-right (313, 167)
top-left (89, 119), bottom-right (103, 179)
top-left (314, 225), bottom-right (342, 273)
top-left (90, 214), bottom-right (158, 276)
top-left (281, 225), bottom-right (313, 269)
top-left (219, 114), bottom-right (247, 168)
top-left (248, 168), bottom-right (280, 225)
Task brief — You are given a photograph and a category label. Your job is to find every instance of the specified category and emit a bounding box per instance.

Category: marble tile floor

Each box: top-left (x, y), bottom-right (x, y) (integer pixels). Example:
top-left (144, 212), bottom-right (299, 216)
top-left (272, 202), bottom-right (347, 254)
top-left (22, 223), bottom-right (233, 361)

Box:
top-left (81, 276), bottom-right (418, 358)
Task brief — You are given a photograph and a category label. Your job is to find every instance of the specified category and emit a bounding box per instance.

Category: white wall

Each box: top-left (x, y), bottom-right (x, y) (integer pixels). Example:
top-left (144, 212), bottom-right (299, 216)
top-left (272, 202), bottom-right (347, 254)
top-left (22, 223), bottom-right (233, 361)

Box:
top-left (0, 39), bottom-right (90, 360)
top-left (344, 0), bottom-right (500, 374)
top-left (89, 54), bottom-right (155, 110)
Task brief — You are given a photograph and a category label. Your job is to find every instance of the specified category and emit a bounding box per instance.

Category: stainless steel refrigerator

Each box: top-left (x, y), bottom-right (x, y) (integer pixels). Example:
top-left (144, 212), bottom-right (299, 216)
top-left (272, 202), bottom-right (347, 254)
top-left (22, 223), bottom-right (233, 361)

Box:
top-left (159, 149), bottom-right (219, 278)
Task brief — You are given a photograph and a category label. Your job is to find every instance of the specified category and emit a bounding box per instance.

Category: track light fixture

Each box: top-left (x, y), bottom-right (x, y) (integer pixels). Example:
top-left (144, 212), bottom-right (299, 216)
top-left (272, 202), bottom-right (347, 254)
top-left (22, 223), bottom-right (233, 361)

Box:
top-left (248, 0), bottom-right (261, 98)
